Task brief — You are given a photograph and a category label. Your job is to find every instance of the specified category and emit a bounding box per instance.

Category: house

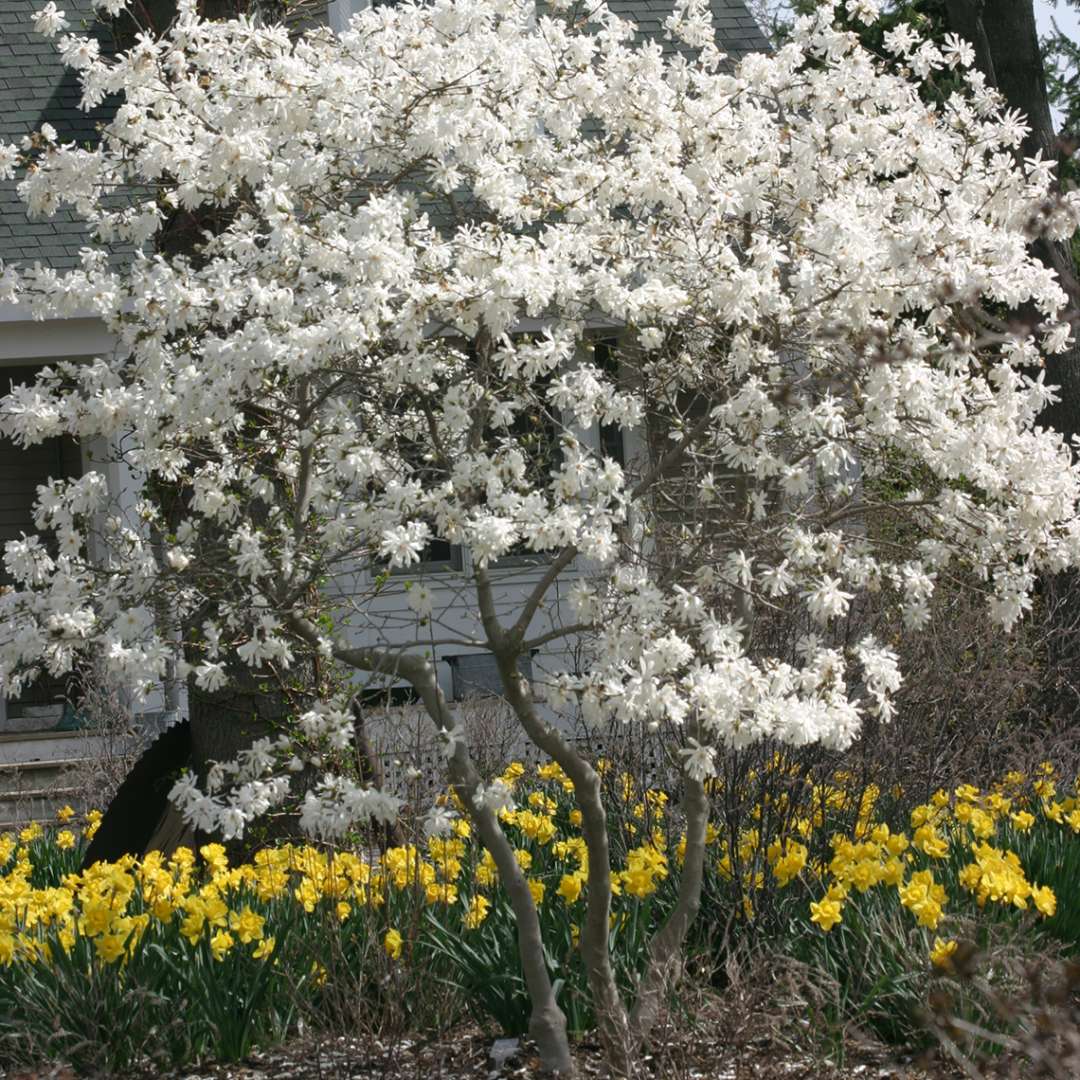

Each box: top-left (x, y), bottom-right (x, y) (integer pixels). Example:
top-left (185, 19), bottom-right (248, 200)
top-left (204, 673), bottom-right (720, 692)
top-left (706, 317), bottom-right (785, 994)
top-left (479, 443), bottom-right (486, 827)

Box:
top-left (0, 0), bottom-right (769, 821)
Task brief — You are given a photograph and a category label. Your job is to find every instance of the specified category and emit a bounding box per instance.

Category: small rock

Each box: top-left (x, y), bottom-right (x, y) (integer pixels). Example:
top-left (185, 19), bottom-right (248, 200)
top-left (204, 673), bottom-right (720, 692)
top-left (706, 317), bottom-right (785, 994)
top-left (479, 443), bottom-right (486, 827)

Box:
top-left (490, 1037), bottom-right (521, 1070)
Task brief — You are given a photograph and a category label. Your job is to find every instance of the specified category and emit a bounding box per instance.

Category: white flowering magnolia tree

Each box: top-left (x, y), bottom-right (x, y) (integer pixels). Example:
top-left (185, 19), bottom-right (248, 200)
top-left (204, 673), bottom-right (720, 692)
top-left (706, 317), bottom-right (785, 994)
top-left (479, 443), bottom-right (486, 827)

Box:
top-left (3, 0), bottom-right (1080, 1067)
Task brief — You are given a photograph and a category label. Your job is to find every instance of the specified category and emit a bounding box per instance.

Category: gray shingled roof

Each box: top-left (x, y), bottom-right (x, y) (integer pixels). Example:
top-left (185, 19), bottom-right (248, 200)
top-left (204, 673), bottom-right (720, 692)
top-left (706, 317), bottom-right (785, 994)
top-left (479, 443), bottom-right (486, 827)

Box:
top-left (0, 0), bottom-right (118, 269)
top-left (612, 0), bottom-right (769, 57)
top-left (1, 0), bottom-right (769, 271)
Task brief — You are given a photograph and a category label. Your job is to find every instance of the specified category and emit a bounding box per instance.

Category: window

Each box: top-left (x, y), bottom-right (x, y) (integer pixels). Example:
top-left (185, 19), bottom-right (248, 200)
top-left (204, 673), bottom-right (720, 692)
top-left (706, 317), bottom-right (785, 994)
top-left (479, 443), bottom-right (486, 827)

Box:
top-left (447, 651), bottom-right (534, 701)
top-left (375, 334), bottom-right (620, 577)
top-left (487, 370), bottom-right (559, 569)
top-left (0, 367), bottom-right (83, 727)
top-left (389, 538), bottom-right (463, 576)
top-left (485, 338), bottom-right (563, 569)
top-left (326, 0), bottom-right (396, 33)
top-left (594, 337), bottom-right (625, 467)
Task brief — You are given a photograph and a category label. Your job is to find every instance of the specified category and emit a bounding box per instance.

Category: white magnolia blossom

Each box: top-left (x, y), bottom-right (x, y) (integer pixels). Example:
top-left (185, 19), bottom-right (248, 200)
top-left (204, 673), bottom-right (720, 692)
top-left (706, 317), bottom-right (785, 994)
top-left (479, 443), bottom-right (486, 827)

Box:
top-left (422, 804), bottom-right (459, 839)
top-left (406, 582), bottom-right (435, 618)
top-left (473, 779), bottom-right (517, 814)
top-left (32, 1), bottom-right (68, 37)
top-left (1, 0), bottom-right (1079, 830)
top-left (678, 738), bottom-right (717, 781)
top-left (440, 722), bottom-right (468, 760)
top-left (297, 778), bottom-right (404, 840)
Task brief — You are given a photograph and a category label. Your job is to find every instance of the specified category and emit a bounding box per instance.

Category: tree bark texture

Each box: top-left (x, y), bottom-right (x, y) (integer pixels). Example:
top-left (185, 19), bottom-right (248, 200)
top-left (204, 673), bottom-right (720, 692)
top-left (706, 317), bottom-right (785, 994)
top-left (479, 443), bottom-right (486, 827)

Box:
top-left (494, 661), bottom-right (631, 1072)
top-left (629, 767), bottom-right (709, 1042)
top-left (943, 0), bottom-right (1080, 721)
top-left (185, 659), bottom-right (318, 859)
top-left (405, 657), bottom-right (575, 1076)
top-left (944, 0), bottom-right (1080, 446)
top-left (473, 570), bottom-right (632, 1072)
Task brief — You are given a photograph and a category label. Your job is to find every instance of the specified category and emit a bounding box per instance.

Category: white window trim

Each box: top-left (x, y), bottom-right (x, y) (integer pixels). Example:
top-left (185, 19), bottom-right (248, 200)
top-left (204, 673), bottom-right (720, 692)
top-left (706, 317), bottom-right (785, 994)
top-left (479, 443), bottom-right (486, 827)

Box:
top-left (327, 0), bottom-right (368, 35)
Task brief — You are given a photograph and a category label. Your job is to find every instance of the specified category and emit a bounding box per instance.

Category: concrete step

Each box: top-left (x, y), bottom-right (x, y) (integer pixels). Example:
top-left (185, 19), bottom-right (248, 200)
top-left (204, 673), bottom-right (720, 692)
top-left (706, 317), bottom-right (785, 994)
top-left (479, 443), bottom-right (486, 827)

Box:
top-left (0, 721), bottom-right (176, 832)
top-left (0, 786), bottom-right (83, 829)
top-left (0, 756), bottom-right (99, 795)
top-left (0, 756), bottom-right (88, 827)
top-left (0, 750), bottom-right (136, 832)
top-left (0, 729), bottom-right (137, 765)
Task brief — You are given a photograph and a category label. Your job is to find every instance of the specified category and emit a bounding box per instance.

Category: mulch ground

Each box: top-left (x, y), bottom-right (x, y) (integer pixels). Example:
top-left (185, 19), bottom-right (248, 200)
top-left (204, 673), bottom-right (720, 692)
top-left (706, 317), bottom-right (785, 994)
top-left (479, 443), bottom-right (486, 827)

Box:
top-left (1, 1027), bottom-right (957, 1080)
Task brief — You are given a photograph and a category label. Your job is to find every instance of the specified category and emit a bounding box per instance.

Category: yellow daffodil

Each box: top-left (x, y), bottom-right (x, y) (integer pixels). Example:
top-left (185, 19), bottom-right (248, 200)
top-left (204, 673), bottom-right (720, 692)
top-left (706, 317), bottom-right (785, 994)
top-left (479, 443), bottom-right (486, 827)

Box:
top-left (209, 929), bottom-right (235, 961)
top-left (810, 897), bottom-right (843, 931)
top-left (463, 895), bottom-right (491, 929)
top-left (557, 874), bottom-right (583, 904)
top-left (384, 927), bottom-right (403, 959)
top-left (930, 937), bottom-right (958, 970)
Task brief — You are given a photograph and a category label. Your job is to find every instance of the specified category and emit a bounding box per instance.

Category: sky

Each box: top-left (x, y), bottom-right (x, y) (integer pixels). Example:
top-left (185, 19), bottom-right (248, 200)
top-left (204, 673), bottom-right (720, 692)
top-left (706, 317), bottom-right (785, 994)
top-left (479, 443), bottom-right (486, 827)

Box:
top-left (1035, 0), bottom-right (1079, 129)
top-left (1035, 0), bottom-right (1079, 41)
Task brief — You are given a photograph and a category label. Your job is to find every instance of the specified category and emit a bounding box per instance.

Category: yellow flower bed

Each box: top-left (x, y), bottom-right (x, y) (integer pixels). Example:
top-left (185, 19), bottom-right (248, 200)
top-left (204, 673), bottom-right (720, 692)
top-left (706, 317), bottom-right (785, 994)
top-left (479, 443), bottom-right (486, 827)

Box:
top-left (1, 759), bottom-right (1075, 999)
top-left (0, 761), bottom-right (677, 979)
top-left (733, 760), bottom-right (1077, 969)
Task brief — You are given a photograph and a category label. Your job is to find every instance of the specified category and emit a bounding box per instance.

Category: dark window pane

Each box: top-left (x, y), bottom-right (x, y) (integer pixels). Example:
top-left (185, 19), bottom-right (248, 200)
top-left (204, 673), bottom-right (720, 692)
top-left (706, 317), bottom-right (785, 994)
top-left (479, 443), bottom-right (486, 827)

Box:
top-left (448, 652), bottom-right (533, 701)
top-left (388, 539), bottom-right (463, 575)
top-left (594, 338), bottom-right (625, 466)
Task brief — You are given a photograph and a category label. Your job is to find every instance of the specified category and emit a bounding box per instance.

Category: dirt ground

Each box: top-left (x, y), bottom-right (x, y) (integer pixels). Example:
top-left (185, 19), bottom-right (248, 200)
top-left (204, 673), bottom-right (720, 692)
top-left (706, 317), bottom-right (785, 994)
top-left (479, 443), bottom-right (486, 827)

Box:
top-left (1, 1027), bottom-right (955, 1080)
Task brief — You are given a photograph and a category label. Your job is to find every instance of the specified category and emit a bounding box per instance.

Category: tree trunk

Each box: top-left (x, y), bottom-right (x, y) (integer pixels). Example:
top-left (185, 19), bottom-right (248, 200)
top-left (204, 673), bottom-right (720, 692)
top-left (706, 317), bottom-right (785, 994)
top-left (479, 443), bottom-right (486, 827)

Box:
top-left (468, 560), bottom-right (630, 1072)
top-left (406, 659), bottom-right (575, 1076)
top-left (944, 0), bottom-right (1080, 444)
top-left (630, 761), bottom-right (710, 1042)
top-left (487, 646), bottom-right (631, 1072)
top-left (351, 699), bottom-right (407, 849)
top-left (185, 659), bottom-right (314, 859)
top-left (945, 0), bottom-right (1080, 720)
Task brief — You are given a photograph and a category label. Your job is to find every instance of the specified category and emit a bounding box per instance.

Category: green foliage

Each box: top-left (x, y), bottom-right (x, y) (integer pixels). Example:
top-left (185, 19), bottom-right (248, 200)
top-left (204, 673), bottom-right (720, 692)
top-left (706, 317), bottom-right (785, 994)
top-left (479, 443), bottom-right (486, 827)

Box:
top-left (999, 813), bottom-right (1080, 952)
top-left (420, 764), bottom-right (683, 1037)
top-left (780, 883), bottom-right (939, 1048)
top-left (1042, 0), bottom-right (1080, 185)
top-left (711, 761), bottom-right (1080, 1054)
